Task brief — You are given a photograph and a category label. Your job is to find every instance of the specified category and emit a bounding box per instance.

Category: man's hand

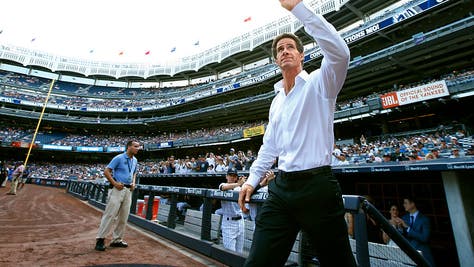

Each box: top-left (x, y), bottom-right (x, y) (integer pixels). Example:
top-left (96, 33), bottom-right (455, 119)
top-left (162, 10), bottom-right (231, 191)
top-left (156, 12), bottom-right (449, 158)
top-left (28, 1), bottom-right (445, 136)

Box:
top-left (394, 217), bottom-right (407, 228)
top-left (114, 182), bottom-right (124, 190)
top-left (130, 183), bottom-right (135, 191)
top-left (280, 0), bottom-right (302, 11)
top-left (237, 176), bottom-right (247, 186)
top-left (238, 184), bottom-right (254, 213)
top-left (260, 170), bottom-right (276, 187)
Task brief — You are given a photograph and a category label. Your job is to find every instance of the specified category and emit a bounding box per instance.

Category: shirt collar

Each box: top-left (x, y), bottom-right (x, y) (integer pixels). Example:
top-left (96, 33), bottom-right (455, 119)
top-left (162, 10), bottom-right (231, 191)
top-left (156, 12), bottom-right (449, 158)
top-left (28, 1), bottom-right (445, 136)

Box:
top-left (273, 70), bottom-right (310, 94)
top-left (410, 210), bottom-right (419, 220)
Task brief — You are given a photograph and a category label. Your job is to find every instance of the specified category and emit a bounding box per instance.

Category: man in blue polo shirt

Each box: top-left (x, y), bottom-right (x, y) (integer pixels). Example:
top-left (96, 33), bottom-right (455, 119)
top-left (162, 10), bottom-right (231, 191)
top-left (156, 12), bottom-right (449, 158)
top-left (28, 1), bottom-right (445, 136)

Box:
top-left (95, 140), bottom-right (139, 251)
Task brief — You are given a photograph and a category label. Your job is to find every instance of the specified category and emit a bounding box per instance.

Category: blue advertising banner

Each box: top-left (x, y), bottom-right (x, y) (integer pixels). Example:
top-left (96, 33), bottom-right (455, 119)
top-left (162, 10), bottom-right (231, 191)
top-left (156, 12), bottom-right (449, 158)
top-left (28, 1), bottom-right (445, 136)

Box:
top-left (106, 146), bottom-right (125, 153)
top-left (76, 146), bottom-right (104, 152)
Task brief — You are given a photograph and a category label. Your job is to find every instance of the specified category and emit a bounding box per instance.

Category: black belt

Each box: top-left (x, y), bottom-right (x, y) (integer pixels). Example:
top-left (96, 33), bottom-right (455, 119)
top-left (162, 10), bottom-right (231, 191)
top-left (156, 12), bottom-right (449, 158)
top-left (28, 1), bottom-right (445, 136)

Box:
top-left (278, 165), bottom-right (331, 179)
top-left (225, 215), bottom-right (242, 221)
top-left (109, 184), bottom-right (132, 189)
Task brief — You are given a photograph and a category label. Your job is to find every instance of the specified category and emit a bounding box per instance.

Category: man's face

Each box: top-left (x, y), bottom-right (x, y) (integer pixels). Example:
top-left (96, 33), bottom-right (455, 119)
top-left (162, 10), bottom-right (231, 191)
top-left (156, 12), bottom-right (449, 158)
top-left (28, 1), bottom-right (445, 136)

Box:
top-left (127, 142), bottom-right (140, 155)
top-left (403, 199), bottom-right (415, 212)
top-left (275, 38), bottom-right (304, 70)
top-left (226, 174), bottom-right (238, 183)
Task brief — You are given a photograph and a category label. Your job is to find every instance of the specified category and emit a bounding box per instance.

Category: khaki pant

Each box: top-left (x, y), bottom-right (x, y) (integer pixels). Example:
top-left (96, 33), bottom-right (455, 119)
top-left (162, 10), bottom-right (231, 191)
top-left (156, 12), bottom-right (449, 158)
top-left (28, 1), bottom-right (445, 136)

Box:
top-left (8, 175), bottom-right (21, 194)
top-left (96, 187), bottom-right (132, 243)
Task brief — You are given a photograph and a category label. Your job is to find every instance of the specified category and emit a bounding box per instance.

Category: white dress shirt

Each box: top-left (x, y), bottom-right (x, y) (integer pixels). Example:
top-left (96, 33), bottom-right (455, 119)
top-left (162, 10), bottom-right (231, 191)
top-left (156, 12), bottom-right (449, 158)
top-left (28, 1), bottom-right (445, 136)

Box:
top-left (246, 2), bottom-right (350, 188)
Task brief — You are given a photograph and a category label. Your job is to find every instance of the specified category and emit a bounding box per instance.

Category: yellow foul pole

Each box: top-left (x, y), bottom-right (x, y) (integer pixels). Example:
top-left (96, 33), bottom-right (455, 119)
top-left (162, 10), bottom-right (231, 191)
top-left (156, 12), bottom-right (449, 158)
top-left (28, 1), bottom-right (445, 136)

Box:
top-left (23, 79), bottom-right (56, 168)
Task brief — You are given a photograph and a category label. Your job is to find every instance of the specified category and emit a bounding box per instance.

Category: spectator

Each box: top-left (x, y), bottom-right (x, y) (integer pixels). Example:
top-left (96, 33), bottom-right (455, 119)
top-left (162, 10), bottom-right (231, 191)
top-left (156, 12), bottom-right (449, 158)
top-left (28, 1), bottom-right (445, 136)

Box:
top-left (194, 155), bottom-right (209, 173)
top-left (207, 165), bottom-right (216, 174)
top-left (382, 204), bottom-right (403, 246)
top-left (467, 146), bottom-right (474, 156)
top-left (367, 152), bottom-right (382, 163)
top-left (166, 156), bottom-right (176, 173)
top-left (206, 153), bottom-right (216, 168)
top-left (243, 150), bottom-right (256, 170)
top-left (399, 197), bottom-right (436, 267)
top-left (215, 156), bottom-right (227, 172)
top-left (425, 148), bottom-right (440, 160)
top-left (227, 148), bottom-right (238, 169)
top-left (449, 147), bottom-right (461, 158)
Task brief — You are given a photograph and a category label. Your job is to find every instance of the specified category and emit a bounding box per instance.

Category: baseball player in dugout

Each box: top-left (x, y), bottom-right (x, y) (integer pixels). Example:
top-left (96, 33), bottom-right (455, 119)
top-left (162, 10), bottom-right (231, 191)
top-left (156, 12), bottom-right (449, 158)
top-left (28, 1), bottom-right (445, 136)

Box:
top-left (95, 140), bottom-right (139, 251)
top-left (219, 168), bottom-right (246, 253)
top-left (238, 0), bottom-right (356, 266)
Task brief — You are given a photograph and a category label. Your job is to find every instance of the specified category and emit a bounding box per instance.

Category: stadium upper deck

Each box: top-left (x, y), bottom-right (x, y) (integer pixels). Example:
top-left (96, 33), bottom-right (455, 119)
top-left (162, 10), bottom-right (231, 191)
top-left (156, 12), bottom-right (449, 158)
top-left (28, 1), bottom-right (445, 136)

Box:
top-left (0, 0), bottom-right (472, 132)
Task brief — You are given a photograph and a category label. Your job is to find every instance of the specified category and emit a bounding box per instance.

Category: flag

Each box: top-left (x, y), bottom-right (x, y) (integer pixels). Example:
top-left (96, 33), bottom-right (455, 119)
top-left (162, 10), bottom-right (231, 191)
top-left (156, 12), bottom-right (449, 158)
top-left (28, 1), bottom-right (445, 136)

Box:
top-left (194, 41), bottom-right (200, 46)
top-left (145, 50), bottom-right (151, 55)
top-left (118, 51), bottom-right (124, 56)
top-left (170, 47), bottom-right (176, 53)
top-left (244, 16), bottom-right (252, 22)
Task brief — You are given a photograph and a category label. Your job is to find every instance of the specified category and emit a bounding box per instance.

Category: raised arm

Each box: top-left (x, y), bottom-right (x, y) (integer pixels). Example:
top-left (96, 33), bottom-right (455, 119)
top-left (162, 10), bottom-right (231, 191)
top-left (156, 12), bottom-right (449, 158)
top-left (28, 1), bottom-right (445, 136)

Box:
top-left (284, 0), bottom-right (350, 98)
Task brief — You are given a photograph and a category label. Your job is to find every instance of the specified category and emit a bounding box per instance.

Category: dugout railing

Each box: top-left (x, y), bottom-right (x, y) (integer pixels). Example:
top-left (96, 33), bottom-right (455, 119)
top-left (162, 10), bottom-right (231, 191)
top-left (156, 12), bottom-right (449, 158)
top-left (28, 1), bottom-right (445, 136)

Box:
top-left (63, 179), bottom-right (431, 267)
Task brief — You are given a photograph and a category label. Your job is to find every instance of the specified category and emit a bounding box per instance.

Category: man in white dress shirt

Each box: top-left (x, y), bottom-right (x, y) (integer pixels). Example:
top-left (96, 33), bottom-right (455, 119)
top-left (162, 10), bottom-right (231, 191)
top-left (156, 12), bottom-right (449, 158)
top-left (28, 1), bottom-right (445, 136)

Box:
top-left (238, 0), bottom-right (355, 266)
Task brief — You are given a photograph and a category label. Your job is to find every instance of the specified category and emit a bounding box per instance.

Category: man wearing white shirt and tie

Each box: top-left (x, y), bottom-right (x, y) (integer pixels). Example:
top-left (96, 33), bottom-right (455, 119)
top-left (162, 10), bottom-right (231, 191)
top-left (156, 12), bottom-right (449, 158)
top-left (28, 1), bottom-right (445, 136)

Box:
top-left (238, 0), bottom-right (355, 266)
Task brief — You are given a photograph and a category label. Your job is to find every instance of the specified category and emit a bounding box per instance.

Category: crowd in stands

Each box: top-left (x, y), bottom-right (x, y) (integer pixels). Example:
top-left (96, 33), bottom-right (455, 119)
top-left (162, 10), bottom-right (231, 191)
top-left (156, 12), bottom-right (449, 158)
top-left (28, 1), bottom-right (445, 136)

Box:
top-left (1, 0), bottom-right (470, 115)
top-left (2, 125), bottom-right (473, 181)
top-left (0, 121), bottom-right (264, 147)
top-left (2, 67), bottom-right (473, 114)
top-left (332, 129), bottom-right (473, 165)
top-left (0, 127), bottom-right (33, 143)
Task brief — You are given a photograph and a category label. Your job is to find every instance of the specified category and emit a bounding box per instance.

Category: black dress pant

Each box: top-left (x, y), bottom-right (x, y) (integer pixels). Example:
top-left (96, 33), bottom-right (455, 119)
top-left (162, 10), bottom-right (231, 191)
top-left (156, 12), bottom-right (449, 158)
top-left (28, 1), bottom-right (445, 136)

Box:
top-left (244, 166), bottom-right (356, 267)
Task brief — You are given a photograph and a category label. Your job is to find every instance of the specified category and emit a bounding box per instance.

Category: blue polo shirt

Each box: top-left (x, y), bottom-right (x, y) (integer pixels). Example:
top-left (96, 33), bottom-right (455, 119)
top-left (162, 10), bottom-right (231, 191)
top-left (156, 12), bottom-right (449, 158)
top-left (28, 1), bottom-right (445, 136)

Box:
top-left (107, 152), bottom-right (137, 184)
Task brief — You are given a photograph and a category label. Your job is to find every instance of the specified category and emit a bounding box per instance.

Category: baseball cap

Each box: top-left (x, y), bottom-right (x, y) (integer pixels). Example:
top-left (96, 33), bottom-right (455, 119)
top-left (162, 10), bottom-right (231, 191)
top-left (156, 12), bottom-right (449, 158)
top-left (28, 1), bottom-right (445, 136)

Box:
top-left (230, 148), bottom-right (235, 152)
top-left (227, 168), bottom-right (238, 176)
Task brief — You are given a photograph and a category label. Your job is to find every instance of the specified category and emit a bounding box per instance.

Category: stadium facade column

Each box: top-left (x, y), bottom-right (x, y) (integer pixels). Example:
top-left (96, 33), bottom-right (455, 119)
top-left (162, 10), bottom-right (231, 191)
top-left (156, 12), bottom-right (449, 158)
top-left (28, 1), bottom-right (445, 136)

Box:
top-left (441, 171), bottom-right (474, 267)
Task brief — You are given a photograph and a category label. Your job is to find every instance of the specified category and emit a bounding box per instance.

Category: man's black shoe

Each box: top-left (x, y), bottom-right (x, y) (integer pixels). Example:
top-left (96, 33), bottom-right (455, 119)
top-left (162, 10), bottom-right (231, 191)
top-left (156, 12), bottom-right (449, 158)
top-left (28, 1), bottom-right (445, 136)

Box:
top-left (110, 240), bottom-right (128, 248)
top-left (95, 238), bottom-right (106, 251)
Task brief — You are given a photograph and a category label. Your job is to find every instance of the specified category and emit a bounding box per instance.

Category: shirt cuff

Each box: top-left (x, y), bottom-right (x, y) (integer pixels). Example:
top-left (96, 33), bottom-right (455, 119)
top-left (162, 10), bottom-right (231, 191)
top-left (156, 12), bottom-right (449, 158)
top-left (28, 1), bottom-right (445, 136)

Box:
top-left (244, 173), bottom-right (260, 189)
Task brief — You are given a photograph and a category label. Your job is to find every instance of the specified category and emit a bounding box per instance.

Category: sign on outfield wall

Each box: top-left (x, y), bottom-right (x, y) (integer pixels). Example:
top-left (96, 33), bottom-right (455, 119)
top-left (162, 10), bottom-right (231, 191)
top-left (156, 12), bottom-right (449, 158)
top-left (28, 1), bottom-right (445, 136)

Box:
top-left (380, 80), bottom-right (449, 109)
